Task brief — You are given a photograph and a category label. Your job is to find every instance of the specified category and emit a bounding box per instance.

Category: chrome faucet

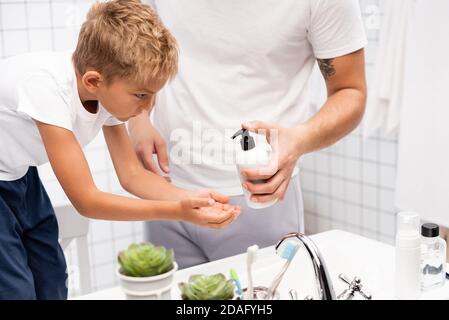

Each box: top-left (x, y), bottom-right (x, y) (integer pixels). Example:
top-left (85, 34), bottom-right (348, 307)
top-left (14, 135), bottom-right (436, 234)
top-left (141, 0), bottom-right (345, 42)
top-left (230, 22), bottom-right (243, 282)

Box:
top-left (275, 232), bottom-right (336, 300)
top-left (275, 232), bottom-right (372, 300)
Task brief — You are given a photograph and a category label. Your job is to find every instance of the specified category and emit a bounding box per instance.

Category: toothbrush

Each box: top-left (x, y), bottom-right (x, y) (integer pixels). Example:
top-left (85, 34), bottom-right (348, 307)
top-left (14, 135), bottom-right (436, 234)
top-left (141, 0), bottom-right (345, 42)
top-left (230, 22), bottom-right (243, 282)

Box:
top-left (229, 269), bottom-right (244, 300)
top-left (266, 241), bottom-right (300, 300)
top-left (246, 245), bottom-right (259, 300)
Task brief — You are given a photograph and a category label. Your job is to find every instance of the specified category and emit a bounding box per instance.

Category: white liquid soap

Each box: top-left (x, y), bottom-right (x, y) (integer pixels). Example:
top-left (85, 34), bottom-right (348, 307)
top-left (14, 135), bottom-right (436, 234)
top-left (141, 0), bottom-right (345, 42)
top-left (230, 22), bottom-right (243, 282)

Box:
top-left (231, 129), bottom-right (278, 209)
top-left (395, 212), bottom-right (421, 300)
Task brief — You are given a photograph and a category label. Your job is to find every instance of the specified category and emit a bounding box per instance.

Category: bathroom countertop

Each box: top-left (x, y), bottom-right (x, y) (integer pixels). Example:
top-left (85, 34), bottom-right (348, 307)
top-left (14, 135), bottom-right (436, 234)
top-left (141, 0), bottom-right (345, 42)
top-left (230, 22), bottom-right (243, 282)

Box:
top-left (75, 230), bottom-right (449, 300)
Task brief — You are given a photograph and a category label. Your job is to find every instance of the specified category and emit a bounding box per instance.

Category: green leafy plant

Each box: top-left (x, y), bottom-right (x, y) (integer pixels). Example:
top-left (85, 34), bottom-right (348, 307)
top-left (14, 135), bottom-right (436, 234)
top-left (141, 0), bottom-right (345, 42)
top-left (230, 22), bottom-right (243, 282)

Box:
top-left (118, 243), bottom-right (174, 277)
top-left (178, 273), bottom-right (235, 300)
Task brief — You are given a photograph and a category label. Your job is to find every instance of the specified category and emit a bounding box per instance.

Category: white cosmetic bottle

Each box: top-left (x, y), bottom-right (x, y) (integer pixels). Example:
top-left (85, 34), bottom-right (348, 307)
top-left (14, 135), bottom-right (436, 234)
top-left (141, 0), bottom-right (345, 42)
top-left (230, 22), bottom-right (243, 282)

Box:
top-left (395, 211), bottom-right (421, 300)
top-left (231, 129), bottom-right (278, 209)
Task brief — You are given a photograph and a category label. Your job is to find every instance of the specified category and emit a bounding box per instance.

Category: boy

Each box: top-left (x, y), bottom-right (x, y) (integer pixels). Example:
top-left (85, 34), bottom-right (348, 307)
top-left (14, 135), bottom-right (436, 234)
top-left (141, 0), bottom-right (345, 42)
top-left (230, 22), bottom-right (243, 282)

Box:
top-left (0, 0), bottom-right (240, 300)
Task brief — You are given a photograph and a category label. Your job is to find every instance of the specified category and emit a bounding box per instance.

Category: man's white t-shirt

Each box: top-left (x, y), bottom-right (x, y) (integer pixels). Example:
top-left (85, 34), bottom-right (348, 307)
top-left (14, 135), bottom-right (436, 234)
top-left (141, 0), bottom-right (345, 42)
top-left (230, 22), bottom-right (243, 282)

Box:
top-left (150, 0), bottom-right (367, 195)
top-left (0, 51), bottom-right (121, 181)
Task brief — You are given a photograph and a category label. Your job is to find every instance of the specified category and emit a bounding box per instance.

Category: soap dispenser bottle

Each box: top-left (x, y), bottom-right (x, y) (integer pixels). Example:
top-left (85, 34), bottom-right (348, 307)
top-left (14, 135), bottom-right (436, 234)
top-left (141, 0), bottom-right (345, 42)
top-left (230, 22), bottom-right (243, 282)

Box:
top-left (420, 223), bottom-right (447, 291)
top-left (231, 129), bottom-right (278, 209)
top-left (395, 211), bottom-right (421, 300)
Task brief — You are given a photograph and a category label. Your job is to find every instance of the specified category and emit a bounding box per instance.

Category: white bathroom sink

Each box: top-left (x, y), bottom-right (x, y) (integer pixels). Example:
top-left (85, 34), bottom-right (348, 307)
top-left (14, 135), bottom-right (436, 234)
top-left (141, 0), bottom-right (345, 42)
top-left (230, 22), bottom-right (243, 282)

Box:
top-left (76, 230), bottom-right (449, 300)
top-left (172, 230), bottom-right (399, 300)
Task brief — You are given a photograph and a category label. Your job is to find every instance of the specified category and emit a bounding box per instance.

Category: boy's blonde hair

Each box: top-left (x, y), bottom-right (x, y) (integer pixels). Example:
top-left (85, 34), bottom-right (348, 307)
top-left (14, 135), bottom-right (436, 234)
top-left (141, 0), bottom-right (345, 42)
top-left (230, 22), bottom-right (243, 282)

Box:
top-left (73, 0), bottom-right (178, 86)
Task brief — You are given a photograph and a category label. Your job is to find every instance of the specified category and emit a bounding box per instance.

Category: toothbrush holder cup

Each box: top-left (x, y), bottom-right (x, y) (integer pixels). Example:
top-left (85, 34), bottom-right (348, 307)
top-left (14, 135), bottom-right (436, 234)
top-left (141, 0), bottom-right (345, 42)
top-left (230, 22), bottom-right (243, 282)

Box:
top-left (235, 286), bottom-right (280, 300)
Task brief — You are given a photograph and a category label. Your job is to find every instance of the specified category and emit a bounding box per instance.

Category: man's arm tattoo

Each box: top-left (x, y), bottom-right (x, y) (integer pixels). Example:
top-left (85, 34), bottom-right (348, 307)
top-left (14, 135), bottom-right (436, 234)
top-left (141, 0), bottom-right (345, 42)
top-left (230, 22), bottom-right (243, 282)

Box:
top-left (317, 58), bottom-right (336, 80)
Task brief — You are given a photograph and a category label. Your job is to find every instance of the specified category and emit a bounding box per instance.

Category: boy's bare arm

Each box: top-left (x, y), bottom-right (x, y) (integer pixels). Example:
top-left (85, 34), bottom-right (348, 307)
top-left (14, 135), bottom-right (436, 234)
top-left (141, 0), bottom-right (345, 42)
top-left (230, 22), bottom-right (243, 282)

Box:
top-left (102, 124), bottom-right (230, 204)
top-left (127, 109), bottom-right (170, 176)
top-left (35, 121), bottom-right (239, 228)
top-left (103, 123), bottom-right (186, 200)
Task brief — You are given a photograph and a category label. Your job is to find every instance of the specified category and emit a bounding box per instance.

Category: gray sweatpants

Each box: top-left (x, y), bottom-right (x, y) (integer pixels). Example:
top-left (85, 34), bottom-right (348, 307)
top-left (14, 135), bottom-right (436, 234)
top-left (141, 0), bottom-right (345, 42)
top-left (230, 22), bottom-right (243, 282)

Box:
top-left (144, 175), bottom-right (304, 269)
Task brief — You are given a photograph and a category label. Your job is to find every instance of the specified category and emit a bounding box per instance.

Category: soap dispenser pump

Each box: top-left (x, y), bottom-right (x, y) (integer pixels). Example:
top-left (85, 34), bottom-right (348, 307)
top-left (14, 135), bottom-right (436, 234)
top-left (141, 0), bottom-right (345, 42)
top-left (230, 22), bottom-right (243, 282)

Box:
top-left (231, 129), bottom-right (278, 209)
top-left (231, 129), bottom-right (256, 152)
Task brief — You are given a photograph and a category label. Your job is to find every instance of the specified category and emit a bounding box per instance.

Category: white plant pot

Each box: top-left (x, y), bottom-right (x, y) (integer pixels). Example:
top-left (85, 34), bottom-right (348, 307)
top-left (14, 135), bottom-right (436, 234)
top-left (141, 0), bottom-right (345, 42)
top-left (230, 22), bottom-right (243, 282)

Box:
top-left (117, 262), bottom-right (178, 300)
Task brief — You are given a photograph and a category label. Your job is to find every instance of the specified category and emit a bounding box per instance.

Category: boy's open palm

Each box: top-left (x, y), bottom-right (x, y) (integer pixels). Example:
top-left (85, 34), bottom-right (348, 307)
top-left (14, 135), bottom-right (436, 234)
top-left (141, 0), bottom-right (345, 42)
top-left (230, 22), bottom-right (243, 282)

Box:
top-left (180, 196), bottom-right (241, 229)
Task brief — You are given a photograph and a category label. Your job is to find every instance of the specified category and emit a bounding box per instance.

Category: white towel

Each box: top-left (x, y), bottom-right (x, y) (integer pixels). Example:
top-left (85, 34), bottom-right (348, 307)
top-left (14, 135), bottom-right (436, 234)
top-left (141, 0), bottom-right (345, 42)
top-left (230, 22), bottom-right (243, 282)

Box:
top-left (362, 0), bottom-right (414, 139)
top-left (395, 0), bottom-right (449, 227)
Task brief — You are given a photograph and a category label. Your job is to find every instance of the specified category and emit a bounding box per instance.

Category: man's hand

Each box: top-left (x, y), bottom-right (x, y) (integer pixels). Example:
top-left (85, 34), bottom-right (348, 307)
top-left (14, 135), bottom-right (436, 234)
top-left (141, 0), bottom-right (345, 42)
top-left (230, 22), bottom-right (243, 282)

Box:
top-left (128, 112), bottom-right (170, 177)
top-left (240, 49), bottom-right (367, 204)
top-left (239, 121), bottom-right (303, 204)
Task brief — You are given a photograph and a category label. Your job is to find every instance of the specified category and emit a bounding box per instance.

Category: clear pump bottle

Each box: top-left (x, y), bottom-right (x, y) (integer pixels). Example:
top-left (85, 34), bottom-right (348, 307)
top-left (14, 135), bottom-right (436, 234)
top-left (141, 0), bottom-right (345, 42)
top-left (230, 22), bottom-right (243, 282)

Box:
top-left (420, 223), bottom-right (447, 291)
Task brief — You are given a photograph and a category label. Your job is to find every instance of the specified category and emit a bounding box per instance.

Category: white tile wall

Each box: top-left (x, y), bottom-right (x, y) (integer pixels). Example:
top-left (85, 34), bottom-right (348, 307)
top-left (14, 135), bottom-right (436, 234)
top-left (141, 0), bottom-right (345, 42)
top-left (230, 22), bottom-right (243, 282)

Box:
top-left (1, 3), bottom-right (27, 30)
top-left (0, 0), bottom-right (397, 297)
top-left (302, 0), bottom-right (399, 245)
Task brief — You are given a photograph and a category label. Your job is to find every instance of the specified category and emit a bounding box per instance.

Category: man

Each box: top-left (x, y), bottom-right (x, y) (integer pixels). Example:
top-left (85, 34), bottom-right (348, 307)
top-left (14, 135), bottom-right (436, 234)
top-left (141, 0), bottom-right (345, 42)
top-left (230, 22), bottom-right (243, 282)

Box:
top-left (129, 0), bottom-right (367, 268)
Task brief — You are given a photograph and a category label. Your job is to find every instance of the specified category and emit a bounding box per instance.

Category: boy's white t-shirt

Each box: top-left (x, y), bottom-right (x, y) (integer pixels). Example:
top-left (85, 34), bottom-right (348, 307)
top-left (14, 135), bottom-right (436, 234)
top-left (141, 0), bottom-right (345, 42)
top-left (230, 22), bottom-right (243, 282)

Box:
top-left (149, 0), bottom-right (367, 195)
top-left (0, 51), bottom-right (121, 181)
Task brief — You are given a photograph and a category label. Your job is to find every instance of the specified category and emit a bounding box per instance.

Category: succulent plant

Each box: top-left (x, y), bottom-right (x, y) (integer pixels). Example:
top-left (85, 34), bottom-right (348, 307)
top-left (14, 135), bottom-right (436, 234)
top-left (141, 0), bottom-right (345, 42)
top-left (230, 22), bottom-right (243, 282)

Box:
top-left (118, 243), bottom-right (174, 277)
top-left (178, 273), bottom-right (235, 300)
